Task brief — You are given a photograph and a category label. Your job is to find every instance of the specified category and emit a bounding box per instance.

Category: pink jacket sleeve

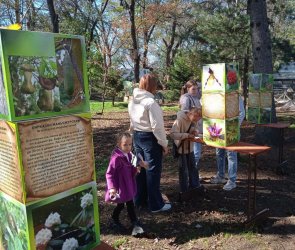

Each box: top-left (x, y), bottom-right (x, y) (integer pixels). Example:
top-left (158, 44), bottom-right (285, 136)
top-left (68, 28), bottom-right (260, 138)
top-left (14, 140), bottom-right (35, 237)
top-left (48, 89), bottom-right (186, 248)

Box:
top-left (105, 157), bottom-right (118, 190)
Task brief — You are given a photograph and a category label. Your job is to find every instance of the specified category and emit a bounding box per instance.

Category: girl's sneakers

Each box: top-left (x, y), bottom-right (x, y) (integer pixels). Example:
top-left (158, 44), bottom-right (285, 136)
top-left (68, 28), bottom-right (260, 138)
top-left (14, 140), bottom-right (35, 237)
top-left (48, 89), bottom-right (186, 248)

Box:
top-left (131, 220), bottom-right (144, 236)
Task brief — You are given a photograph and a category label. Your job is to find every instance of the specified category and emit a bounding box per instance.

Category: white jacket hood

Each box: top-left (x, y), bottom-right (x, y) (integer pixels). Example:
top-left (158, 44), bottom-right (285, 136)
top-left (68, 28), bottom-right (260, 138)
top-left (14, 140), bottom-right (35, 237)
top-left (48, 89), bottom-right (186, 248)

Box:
top-left (128, 88), bottom-right (168, 147)
top-left (132, 88), bottom-right (154, 104)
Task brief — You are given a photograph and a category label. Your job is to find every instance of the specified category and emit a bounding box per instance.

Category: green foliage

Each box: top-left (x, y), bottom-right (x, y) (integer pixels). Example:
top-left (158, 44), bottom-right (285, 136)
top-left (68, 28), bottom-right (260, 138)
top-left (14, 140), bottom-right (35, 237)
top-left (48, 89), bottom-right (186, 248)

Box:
top-left (87, 48), bottom-right (104, 95)
top-left (105, 68), bottom-right (124, 100)
top-left (163, 89), bottom-right (180, 102)
top-left (95, 157), bottom-right (109, 181)
top-left (168, 50), bottom-right (202, 89)
top-left (113, 237), bottom-right (127, 249)
top-left (196, 3), bottom-right (250, 65)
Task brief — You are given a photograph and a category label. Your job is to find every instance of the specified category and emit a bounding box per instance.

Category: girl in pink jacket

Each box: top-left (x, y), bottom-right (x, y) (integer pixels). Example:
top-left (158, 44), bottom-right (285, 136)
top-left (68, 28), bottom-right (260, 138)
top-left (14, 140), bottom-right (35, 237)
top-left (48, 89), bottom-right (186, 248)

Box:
top-left (105, 132), bottom-right (147, 236)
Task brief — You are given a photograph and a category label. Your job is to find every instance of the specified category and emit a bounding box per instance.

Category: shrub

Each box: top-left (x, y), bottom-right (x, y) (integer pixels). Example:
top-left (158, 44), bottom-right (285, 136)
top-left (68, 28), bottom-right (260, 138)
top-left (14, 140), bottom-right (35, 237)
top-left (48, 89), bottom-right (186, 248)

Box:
top-left (163, 89), bottom-right (180, 102)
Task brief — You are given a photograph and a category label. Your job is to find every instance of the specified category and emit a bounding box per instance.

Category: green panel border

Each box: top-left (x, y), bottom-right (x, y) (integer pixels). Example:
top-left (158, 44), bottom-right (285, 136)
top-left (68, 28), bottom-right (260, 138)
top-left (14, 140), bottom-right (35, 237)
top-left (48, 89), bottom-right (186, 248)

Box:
top-left (12, 121), bottom-right (28, 203)
top-left (0, 30), bottom-right (12, 120)
top-left (26, 181), bottom-right (100, 249)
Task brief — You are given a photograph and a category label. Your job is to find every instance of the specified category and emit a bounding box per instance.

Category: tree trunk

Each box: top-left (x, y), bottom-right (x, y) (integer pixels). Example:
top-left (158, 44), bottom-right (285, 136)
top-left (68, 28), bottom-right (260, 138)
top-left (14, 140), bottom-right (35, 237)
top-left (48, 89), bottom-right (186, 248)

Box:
top-left (242, 48), bottom-right (250, 110)
top-left (14, 0), bottom-right (21, 23)
top-left (26, 0), bottom-right (36, 30)
top-left (47, 0), bottom-right (59, 33)
top-left (164, 18), bottom-right (177, 69)
top-left (248, 0), bottom-right (279, 164)
top-left (248, 0), bottom-right (273, 73)
top-left (129, 0), bottom-right (140, 83)
top-left (248, 0), bottom-right (276, 123)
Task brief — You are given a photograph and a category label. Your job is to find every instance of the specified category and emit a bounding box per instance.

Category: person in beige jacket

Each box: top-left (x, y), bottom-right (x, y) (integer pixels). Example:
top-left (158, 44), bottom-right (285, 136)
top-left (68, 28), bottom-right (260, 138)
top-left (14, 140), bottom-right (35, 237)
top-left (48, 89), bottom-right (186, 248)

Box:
top-left (170, 107), bottom-right (203, 193)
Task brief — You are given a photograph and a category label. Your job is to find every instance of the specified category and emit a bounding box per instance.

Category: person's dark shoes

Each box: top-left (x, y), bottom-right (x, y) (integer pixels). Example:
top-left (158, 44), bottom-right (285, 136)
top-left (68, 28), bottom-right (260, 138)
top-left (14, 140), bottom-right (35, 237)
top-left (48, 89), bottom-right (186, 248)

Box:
top-left (109, 219), bottom-right (127, 233)
top-left (131, 220), bottom-right (144, 237)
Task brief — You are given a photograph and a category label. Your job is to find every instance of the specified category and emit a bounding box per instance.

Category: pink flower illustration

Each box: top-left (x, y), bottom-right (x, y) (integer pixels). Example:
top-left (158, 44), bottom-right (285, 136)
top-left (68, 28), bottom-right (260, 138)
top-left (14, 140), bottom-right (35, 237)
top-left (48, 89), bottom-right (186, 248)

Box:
top-left (227, 71), bottom-right (237, 85)
top-left (207, 123), bottom-right (222, 138)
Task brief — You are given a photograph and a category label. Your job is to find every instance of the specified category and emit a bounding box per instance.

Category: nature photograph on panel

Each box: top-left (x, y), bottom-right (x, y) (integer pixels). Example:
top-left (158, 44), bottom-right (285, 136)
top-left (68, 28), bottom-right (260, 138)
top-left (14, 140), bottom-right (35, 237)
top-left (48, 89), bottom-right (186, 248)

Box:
top-left (261, 74), bottom-right (273, 92)
top-left (0, 56), bottom-right (9, 116)
top-left (203, 64), bottom-right (224, 92)
top-left (9, 55), bottom-right (59, 116)
top-left (247, 107), bottom-right (259, 123)
top-left (225, 64), bottom-right (239, 91)
top-left (249, 74), bottom-right (262, 91)
top-left (0, 194), bottom-right (28, 250)
top-left (225, 118), bottom-right (239, 145)
top-left (204, 119), bottom-right (225, 144)
top-left (32, 188), bottom-right (95, 250)
top-left (54, 37), bottom-right (86, 109)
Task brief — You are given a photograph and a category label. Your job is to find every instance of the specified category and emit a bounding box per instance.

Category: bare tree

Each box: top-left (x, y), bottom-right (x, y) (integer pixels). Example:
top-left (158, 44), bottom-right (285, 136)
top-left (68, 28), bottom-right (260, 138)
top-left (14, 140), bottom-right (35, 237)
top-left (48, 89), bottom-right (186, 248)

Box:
top-left (120, 0), bottom-right (140, 83)
top-left (47, 0), bottom-right (59, 33)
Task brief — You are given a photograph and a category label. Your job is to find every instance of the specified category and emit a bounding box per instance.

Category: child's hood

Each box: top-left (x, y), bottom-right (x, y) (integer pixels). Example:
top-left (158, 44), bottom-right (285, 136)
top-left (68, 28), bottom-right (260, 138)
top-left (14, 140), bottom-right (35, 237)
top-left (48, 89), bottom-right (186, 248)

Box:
top-left (176, 110), bottom-right (190, 122)
top-left (132, 88), bottom-right (154, 104)
top-left (112, 147), bottom-right (131, 160)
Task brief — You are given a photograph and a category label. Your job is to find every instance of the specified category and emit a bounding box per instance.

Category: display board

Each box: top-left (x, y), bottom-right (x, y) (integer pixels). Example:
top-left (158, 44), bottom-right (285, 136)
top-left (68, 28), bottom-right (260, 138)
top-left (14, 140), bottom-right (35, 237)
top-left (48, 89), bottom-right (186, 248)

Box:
top-left (0, 182), bottom-right (100, 250)
top-left (0, 114), bottom-right (95, 203)
top-left (0, 29), bottom-right (90, 121)
top-left (0, 30), bottom-right (100, 249)
top-left (202, 63), bottom-right (240, 147)
top-left (247, 73), bottom-right (273, 124)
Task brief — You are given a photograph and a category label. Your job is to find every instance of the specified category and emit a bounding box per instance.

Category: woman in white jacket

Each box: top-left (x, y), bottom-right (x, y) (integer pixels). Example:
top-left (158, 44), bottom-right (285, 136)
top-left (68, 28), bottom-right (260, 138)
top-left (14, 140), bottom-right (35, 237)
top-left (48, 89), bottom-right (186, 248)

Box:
top-left (128, 74), bottom-right (171, 213)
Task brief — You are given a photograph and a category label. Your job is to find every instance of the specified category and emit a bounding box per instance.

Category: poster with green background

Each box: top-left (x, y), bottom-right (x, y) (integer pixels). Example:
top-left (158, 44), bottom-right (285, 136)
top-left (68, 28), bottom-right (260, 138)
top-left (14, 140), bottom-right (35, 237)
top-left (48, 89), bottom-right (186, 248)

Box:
top-left (0, 29), bottom-right (90, 121)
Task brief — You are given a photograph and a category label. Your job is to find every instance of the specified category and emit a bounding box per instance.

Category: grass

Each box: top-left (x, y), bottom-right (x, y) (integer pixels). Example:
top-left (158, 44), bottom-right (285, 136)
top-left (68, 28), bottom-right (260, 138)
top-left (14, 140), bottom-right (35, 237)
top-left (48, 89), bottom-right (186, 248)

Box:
top-left (90, 101), bottom-right (128, 113)
top-left (90, 100), bottom-right (179, 114)
top-left (238, 230), bottom-right (257, 240)
top-left (112, 237), bottom-right (128, 249)
top-left (95, 157), bottom-right (109, 181)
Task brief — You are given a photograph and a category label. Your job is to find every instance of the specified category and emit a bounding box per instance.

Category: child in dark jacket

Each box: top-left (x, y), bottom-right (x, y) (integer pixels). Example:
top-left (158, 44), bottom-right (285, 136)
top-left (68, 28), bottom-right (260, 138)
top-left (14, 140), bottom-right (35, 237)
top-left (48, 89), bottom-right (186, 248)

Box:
top-left (105, 132), bottom-right (147, 236)
top-left (170, 107), bottom-right (204, 193)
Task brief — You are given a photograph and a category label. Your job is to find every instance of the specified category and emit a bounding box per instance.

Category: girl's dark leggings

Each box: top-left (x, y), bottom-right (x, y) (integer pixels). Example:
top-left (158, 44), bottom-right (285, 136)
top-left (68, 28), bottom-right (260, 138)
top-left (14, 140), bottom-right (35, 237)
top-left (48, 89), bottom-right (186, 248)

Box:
top-left (112, 200), bottom-right (137, 223)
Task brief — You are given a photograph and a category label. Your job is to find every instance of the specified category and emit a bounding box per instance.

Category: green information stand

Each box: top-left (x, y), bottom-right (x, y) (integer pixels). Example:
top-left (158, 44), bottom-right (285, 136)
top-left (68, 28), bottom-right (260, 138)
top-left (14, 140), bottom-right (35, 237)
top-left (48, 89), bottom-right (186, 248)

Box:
top-left (0, 29), bottom-right (100, 249)
top-left (247, 73), bottom-right (273, 124)
top-left (202, 63), bottom-right (240, 147)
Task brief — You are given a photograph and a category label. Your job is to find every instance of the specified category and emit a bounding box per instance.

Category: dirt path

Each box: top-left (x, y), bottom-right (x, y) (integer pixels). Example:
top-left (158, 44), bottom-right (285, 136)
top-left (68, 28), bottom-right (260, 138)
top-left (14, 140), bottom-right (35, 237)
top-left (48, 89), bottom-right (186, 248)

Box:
top-left (92, 111), bottom-right (295, 250)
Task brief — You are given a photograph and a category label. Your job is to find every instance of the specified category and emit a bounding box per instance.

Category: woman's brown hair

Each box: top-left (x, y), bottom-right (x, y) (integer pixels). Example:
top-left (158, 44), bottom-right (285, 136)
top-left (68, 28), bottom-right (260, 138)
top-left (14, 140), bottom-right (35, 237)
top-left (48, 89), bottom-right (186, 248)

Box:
top-left (139, 74), bottom-right (158, 94)
top-left (180, 80), bottom-right (198, 95)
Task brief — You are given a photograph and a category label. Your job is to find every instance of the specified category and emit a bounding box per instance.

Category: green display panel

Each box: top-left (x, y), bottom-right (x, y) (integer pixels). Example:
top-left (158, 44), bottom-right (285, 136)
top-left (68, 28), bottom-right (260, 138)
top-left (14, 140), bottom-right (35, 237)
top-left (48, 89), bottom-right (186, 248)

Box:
top-left (202, 91), bottom-right (239, 119)
top-left (247, 73), bottom-right (273, 124)
top-left (203, 117), bottom-right (239, 147)
top-left (202, 63), bottom-right (239, 93)
top-left (249, 73), bottom-right (273, 92)
top-left (0, 182), bottom-right (100, 250)
top-left (0, 113), bottom-right (95, 204)
top-left (0, 29), bottom-right (90, 121)
top-left (247, 107), bottom-right (271, 124)
top-left (201, 62), bottom-right (240, 147)
top-left (0, 50), bottom-right (9, 115)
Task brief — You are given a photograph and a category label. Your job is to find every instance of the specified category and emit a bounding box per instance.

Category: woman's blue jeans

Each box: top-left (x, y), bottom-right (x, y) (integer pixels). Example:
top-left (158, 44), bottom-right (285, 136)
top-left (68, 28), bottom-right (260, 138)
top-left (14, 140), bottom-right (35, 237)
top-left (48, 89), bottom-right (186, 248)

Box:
top-left (193, 142), bottom-right (202, 169)
top-left (133, 131), bottom-right (165, 211)
top-left (216, 148), bottom-right (238, 183)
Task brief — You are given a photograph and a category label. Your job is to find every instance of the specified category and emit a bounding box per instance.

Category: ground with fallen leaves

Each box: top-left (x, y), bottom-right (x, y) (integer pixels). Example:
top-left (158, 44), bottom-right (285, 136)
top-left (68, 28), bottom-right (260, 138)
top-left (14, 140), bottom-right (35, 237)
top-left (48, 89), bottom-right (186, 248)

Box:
top-left (92, 109), bottom-right (295, 250)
